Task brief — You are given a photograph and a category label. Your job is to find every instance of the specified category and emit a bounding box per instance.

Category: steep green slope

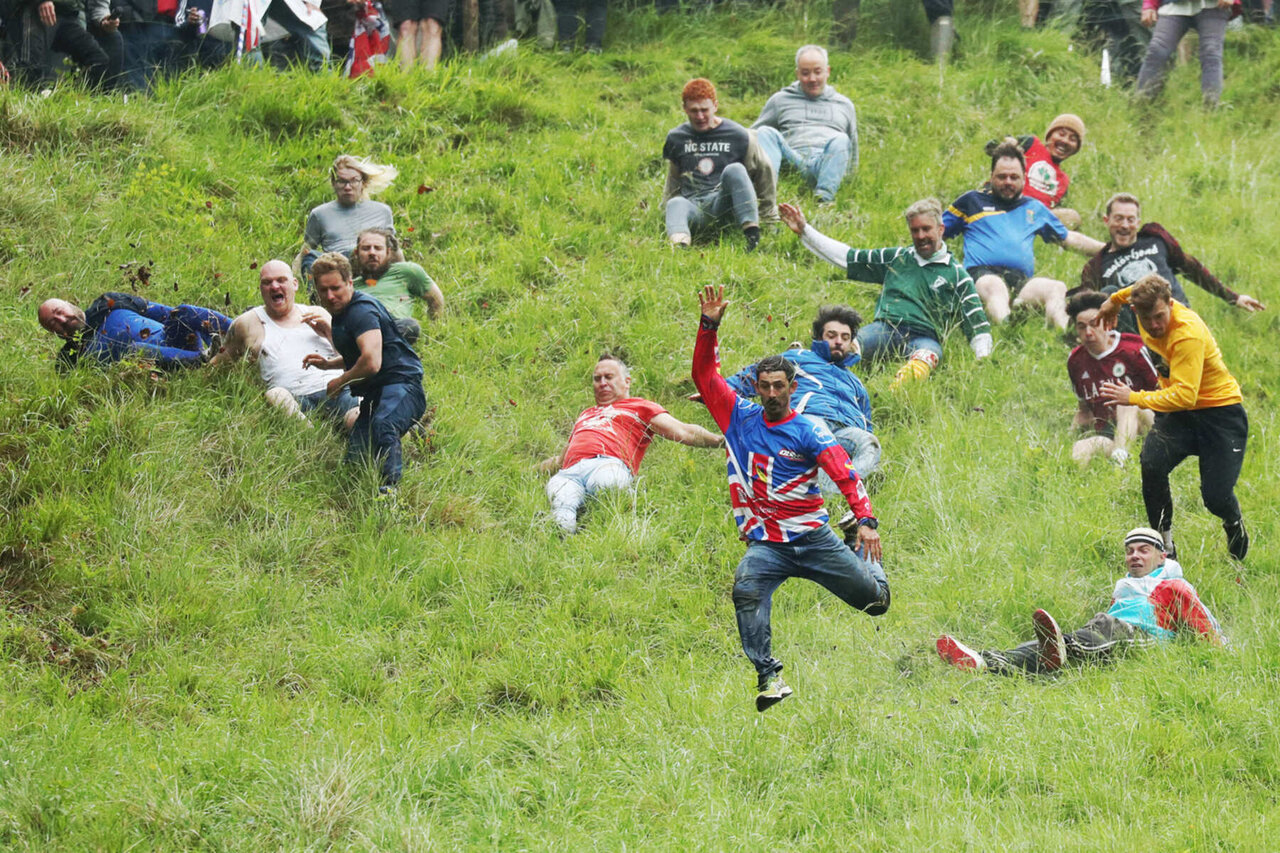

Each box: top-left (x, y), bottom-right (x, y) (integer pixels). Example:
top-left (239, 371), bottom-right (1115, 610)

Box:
top-left (3, 2), bottom-right (1279, 848)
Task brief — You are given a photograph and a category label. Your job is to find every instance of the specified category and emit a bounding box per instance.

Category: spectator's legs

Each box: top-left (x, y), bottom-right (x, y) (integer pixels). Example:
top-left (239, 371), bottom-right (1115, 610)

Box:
top-left (50, 13), bottom-right (112, 90)
top-left (1140, 411), bottom-right (1195, 535)
top-left (462, 0), bottom-right (480, 51)
top-left (1100, 0), bottom-right (1149, 83)
top-left (1019, 0), bottom-right (1039, 27)
top-left (832, 0), bottom-right (860, 46)
top-left (1136, 12), bottom-right (1192, 100)
top-left (90, 23), bottom-right (129, 92)
top-left (583, 0), bottom-right (606, 51)
top-left (810, 135), bottom-right (852, 202)
top-left (423, 18), bottom-right (444, 68)
top-left (120, 21), bottom-right (180, 93)
top-left (975, 273), bottom-right (1012, 324)
top-left (1192, 6), bottom-right (1229, 107)
top-left (1014, 276), bottom-right (1069, 330)
top-left (397, 19), bottom-right (420, 68)
top-left (556, 0), bottom-right (579, 49)
top-left (921, 0), bottom-right (953, 23)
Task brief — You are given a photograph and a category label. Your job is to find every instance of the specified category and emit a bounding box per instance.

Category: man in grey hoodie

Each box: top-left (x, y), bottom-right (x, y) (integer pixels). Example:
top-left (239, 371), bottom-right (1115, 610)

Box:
top-left (752, 45), bottom-right (858, 205)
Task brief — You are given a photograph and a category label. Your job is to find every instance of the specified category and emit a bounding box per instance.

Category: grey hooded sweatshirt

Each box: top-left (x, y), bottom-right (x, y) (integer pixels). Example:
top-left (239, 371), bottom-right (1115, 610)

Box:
top-left (751, 82), bottom-right (859, 170)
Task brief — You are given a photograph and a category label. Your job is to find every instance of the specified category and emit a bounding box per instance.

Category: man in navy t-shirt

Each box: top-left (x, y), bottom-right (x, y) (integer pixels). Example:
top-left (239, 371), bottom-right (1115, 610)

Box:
top-left (304, 252), bottom-right (425, 492)
top-left (661, 77), bottom-right (771, 252)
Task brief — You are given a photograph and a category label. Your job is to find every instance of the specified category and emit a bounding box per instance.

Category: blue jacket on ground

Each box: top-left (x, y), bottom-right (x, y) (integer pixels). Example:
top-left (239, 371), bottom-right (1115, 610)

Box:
top-left (726, 340), bottom-right (873, 433)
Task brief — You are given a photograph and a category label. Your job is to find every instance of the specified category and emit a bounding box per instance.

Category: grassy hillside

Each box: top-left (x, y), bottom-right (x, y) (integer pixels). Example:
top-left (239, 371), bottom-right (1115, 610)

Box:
top-left (3, 1), bottom-right (1280, 848)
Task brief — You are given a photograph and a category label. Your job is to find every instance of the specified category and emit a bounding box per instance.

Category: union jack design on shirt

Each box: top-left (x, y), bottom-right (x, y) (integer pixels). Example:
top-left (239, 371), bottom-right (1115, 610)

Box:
top-left (694, 319), bottom-right (872, 542)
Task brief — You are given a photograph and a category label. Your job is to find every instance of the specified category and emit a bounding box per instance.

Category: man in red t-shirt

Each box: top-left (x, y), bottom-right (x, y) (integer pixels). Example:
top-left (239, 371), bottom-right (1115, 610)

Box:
top-left (1066, 291), bottom-right (1158, 465)
top-left (540, 354), bottom-right (724, 534)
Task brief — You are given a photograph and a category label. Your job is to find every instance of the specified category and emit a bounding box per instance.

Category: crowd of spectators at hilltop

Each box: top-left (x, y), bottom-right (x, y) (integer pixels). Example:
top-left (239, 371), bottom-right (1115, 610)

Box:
top-left (3, 1), bottom-right (1273, 94)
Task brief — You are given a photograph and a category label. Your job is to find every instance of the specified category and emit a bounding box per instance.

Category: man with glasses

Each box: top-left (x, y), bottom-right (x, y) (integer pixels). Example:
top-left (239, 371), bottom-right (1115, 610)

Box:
top-left (301, 154), bottom-right (397, 279)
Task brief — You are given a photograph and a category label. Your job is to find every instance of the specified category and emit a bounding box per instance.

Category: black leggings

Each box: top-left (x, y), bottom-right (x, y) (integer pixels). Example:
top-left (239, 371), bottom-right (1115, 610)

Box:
top-left (556, 0), bottom-right (607, 48)
top-left (1141, 403), bottom-right (1248, 531)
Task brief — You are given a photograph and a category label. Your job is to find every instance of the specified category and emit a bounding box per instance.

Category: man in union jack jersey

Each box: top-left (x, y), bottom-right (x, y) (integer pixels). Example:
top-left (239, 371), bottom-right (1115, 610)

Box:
top-left (693, 285), bottom-right (890, 712)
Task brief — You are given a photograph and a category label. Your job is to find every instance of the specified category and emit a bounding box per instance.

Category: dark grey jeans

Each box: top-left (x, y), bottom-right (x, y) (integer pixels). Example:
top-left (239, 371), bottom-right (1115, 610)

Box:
top-left (984, 612), bottom-right (1152, 675)
top-left (1136, 6), bottom-right (1230, 105)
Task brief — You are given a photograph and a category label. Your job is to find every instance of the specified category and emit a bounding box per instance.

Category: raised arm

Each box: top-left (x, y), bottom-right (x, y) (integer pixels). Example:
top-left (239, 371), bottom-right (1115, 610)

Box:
top-left (693, 285), bottom-right (739, 433)
top-left (780, 203), bottom-right (853, 270)
top-left (649, 413), bottom-right (724, 448)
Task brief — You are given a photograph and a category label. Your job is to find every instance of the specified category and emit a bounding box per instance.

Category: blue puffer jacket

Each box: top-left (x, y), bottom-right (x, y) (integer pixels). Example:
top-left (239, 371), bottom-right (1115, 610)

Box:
top-left (726, 340), bottom-right (873, 433)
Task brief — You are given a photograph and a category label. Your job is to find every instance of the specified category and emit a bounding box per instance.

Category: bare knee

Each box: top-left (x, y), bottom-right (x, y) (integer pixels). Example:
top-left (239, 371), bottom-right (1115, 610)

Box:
top-left (399, 20), bottom-right (419, 36)
top-left (976, 275), bottom-right (1010, 322)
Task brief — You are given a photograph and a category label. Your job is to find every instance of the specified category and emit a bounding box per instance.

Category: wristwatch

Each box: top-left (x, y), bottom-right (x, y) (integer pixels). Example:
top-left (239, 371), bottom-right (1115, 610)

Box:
top-left (857, 517), bottom-right (878, 531)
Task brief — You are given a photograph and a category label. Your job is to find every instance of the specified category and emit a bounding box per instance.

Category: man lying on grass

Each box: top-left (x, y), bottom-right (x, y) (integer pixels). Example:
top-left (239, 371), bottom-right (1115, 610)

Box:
top-left (937, 527), bottom-right (1224, 675)
top-left (694, 284), bottom-right (889, 712)
top-left (538, 354), bottom-right (723, 535)
top-left (39, 293), bottom-right (231, 371)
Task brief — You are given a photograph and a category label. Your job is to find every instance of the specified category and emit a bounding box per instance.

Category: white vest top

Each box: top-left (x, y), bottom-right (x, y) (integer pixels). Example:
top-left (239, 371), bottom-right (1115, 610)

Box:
top-left (254, 306), bottom-right (342, 397)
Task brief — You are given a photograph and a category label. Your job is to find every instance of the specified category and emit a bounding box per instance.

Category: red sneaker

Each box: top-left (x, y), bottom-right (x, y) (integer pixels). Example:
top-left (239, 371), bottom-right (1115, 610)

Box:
top-left (1032, 609), bottom-right (1066, 672)
top-left (937, 635), bottom-right (986, 671)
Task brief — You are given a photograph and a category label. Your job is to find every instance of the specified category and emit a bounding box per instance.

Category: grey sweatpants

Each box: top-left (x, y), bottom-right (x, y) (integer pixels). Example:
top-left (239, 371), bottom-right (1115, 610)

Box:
top-left (664, 162), bottom-right (758, 237)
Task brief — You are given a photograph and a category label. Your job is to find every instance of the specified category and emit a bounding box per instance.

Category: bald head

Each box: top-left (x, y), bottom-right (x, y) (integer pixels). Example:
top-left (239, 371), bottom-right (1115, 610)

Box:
top-left (38, 298), bottom-right (86, 339)
top-left (258, 260), bottom-right (298, 319)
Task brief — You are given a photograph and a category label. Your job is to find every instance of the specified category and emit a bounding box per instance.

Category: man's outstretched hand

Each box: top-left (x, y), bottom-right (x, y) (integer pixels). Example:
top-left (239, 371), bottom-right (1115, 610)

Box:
top-left (778, 203), bottom-right (807, 236)
top-left (699, 284), bottom-right (728, 323)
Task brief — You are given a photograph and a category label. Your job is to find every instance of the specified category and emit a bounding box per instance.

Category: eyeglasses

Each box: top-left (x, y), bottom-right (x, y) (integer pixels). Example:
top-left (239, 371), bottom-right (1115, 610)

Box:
top-left (332, 177), bottom-right (364, 187)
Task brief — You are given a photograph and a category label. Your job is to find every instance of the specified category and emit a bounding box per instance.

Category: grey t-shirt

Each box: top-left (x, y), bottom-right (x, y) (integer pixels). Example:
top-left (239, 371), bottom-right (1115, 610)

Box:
top-left (303, 200), bottom-right (395, 256)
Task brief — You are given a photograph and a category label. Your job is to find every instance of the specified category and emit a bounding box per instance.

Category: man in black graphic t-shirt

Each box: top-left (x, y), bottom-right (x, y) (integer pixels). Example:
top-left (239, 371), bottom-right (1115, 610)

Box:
top-left (661, 77), bottom-right (775, 252)
top-left (1076, 192), bottom-right (1266, 333)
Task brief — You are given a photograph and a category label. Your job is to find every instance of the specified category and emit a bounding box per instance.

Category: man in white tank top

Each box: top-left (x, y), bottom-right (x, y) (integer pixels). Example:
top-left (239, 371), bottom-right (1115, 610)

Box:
top-left (212, 260), bottom-right (360, 431)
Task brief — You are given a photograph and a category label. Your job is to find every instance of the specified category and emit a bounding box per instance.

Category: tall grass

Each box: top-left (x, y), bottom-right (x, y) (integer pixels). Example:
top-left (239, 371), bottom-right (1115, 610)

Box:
top-left (3, 1), bottom-right (1280, 848)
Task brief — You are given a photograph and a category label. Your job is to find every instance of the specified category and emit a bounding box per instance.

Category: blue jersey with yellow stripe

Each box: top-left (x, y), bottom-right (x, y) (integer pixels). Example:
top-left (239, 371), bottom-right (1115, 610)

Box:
top-left (943, 190), bottom-right (1067, 277)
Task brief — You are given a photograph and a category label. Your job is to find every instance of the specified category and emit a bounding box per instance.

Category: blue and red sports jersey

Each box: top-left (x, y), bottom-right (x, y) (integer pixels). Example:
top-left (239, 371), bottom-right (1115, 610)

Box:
top-left (942, 190), bottom-right (1067, 277)
top-left (693, 318), bottom-right (873, 542)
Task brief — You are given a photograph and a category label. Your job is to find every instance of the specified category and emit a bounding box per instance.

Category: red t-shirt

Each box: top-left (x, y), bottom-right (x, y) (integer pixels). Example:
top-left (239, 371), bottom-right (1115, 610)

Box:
top-left (562, 397), bottom-right (669, 474)
top-left (1023, 136), bottom-right (1070, 208)
top-left (1068, 332), bottom-right (1159, 433)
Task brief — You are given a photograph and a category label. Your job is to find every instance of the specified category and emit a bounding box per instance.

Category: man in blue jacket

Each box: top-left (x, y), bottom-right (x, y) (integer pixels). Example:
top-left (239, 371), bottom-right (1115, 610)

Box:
top-left (38, 292), bottom-right (231, 370)
top-left (726, 304), bottom-right (879, 489)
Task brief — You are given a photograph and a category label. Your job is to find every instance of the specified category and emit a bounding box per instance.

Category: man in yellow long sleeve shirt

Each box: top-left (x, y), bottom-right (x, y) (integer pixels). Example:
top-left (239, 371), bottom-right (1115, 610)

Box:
top-left (1097, 274), bottom-right (1249, 561)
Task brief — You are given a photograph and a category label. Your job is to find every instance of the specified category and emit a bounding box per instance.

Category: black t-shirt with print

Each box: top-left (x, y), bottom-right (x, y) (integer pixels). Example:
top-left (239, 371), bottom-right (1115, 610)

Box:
top-left (663, 118), bottom-right (751, 198)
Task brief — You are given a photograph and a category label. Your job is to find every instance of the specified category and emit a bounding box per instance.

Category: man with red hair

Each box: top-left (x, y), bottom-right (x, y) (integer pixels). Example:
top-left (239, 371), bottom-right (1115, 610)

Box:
top-left (661, 77), bottom-right (776, 252)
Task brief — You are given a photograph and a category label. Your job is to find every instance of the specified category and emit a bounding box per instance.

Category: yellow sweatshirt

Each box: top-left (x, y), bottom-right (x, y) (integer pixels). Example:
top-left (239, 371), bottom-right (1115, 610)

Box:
top-left (1108, 287), bottom-right (1242, 412)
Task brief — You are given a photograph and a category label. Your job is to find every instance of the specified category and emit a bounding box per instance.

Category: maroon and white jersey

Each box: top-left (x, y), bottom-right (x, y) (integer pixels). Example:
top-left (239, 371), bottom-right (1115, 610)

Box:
top-left (1068, 332), bottom-right (1159, 433)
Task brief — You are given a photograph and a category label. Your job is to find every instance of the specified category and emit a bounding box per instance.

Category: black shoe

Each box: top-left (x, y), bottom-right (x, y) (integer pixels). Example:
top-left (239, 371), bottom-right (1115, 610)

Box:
top-left (1225, 518), bottom-right (1249, 560)
top-left (743, 226), bottom-right (761, 253)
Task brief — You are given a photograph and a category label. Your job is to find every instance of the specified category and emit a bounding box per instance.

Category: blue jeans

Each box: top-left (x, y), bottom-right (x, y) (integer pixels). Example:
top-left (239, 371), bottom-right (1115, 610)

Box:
top-left (347, 381), bottom-right (427, 486)
top-left (664, 162), bottom-right (759, 236)
top-left (162, 305), bottom-right (232, 351)
top-left (754, 126), bottom-right (852, 202)
top-left (807, 417), bottom-right (881, 488)
top-left (733, 525), bottom-right (889, 687)
top-left (545, 455), bottom-right (634, 533)
top-left (298, 387), bottom-right (360, 424)
top-left (119, 21), bottom-right (179, 92)
top-left (856, 321), bottom-right (943, 364)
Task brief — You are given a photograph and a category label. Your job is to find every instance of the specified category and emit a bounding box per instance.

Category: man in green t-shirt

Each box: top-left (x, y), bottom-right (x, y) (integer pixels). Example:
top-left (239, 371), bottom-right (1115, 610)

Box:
top-left (351, 228), bottom-right (445, 344)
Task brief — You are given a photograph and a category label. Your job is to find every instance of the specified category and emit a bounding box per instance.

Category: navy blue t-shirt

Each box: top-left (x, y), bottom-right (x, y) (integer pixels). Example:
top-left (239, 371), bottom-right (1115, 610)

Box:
top-left (330, 291), bottom-right (423, 395)
top-left (663, 118), bottom-right (751, 198)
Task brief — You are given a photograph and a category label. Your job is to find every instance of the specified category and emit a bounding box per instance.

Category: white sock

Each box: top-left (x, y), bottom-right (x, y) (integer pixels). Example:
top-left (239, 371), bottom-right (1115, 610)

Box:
top-left (1162, 529), bottom-right (1175, 551)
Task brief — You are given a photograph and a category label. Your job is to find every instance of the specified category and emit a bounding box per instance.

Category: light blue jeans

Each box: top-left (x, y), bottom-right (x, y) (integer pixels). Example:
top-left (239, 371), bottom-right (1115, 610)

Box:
top-left (545, 455), bottom-right (634, 533)
top-left (754, 126), bottom-right (852, 202)
top-left (733, 525), bottom-right (889, 687)
top-left (664, 162), bottom-right (759, 237)
top-left (856, 321), bottom-right (943, 364)
top-left (807, 416), bottom-right (881, 490)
